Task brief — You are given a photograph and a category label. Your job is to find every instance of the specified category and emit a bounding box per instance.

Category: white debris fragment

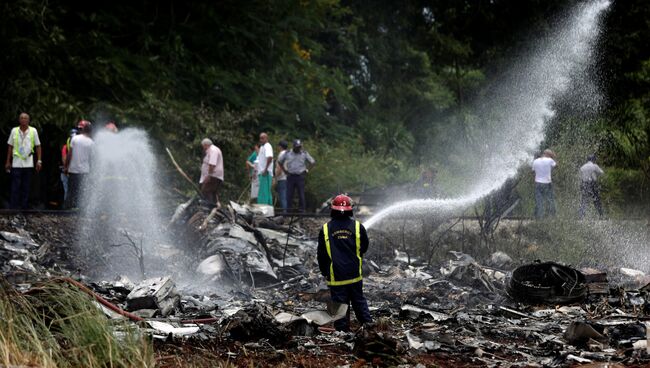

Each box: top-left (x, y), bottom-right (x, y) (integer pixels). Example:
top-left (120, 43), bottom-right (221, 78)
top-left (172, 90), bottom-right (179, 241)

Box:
top-left (566, 354), bottom-right (592, 363)
top-left (405, 330), bottom-right (424, 350)
top-left (633, 339), bottom-right (647, 350)
top-left (196, 254), bottom-right (228, 276)
top-left (401, 304), bottom-right (452, 321)
top-left (147, 321), bottom-right (200, 337)
top-left (275, 302), bottom-right (348, 326)
top-left (620, 268), bottom-right (645, 278)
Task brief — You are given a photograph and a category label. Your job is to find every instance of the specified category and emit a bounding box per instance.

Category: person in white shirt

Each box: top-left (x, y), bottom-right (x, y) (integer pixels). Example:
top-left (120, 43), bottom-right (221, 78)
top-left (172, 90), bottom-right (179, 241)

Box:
top-left (199, 138), bottom-right (224, 208)
top-left (64, 120), bottom-right (94, 209)
top-left (5, 113), bottom-right (42, 209)
top-left (256, 132), bottom-right (274, 205)
top-left (532, 149), bottom-right (557, 218)
top-left (578, 154), bottom-right (604, 218)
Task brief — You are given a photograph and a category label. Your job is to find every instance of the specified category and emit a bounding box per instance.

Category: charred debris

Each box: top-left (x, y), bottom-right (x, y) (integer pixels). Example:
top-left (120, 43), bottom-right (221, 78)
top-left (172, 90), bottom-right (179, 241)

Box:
top-left (1, 201), bottom-right (650, 367)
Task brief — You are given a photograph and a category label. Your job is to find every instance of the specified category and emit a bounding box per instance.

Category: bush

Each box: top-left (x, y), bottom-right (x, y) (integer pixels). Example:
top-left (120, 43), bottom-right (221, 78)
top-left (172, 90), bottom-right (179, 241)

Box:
top-left (303, 141), bottom-right (417, 208)
top-left (599, 167), bottom-right (650, 217)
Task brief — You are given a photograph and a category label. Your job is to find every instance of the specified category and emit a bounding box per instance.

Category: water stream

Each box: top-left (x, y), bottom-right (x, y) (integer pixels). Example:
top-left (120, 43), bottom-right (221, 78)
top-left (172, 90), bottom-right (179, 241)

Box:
top-left (77, 128), bottom-right (174, 281)
top-left (366, 0), bottom-right (611, 228)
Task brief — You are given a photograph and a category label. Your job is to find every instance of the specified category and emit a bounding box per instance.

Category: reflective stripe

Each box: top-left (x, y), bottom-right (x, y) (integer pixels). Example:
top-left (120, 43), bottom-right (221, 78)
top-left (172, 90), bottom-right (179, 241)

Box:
top-left (323, 221), bottom-right (363, 286)
top-left (356, 220), bottom-right (362, 281)
top-left (329, 275), bottom-right (363, 286)
top-left (12, 127), bottom-right (35, 160)
top-left (323, 223), bottom-right (335, 284)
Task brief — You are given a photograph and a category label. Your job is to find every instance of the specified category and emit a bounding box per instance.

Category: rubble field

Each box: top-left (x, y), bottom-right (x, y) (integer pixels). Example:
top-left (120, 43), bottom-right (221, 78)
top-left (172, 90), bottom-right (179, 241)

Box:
top-left (2, 203), bottom-right (650, 367)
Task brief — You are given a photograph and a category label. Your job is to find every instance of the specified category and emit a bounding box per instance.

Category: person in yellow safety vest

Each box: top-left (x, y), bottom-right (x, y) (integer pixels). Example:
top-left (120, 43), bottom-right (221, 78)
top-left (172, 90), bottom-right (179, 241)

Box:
top-left (5, 113), bottom-right (42, 209)
top-left (317, 194), bottom-right (372, 331)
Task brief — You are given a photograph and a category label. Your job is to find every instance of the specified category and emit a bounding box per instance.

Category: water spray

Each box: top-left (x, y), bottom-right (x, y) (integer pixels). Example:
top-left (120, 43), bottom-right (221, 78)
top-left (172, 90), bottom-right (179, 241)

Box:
top-left (366, 0), bottom-right (611, 228)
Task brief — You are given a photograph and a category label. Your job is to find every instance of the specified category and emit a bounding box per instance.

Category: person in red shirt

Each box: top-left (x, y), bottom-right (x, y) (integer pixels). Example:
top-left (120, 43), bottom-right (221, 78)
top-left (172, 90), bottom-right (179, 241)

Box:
top-left (60, 128), bottom-right (77, 204)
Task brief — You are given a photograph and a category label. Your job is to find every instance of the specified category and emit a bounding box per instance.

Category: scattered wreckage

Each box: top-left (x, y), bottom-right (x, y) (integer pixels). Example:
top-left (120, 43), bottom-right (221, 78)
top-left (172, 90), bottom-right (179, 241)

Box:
top-left (1, 203), bottom-right (650, 367)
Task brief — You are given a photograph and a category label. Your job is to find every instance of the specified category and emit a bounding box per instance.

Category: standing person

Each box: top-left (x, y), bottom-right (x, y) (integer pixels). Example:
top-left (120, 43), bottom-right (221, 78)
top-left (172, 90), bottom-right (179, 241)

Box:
top-left (64, 120), bottom-right (93, 209)
top-left (579, 154), bottom-right (604, 219)
top-left (278, 139), bottom-right (315, 212)
top-left (275, 140), bottom-right (288, 212)
top-left (199, 138), bottom-right (224, 208)
top-left (412, 167), bottom-right (437, 198)
top-left (317, 194), bottom-right (372, 331)
top-left (5, 113), bottom-right (42, 209)
top-left (60, 128), bottom-right (77, 204)
top-left (246, 144), bottom-right (259, 203)
top-left (532, 149), bottom-right (557, 218)
top-left (256, 133), bottom-right (274, 205)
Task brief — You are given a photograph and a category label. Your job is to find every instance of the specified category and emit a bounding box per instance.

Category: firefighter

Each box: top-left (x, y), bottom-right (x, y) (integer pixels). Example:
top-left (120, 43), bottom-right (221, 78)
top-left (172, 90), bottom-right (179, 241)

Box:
top-left (317, 194), bottom-right (372, 331)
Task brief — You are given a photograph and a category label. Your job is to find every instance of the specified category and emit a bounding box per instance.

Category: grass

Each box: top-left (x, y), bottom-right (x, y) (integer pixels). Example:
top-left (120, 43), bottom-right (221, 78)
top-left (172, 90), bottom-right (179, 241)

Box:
top-left (375, 214), bottom-right (635, 269)
top-left (0, 279), bottom-right (154, 368)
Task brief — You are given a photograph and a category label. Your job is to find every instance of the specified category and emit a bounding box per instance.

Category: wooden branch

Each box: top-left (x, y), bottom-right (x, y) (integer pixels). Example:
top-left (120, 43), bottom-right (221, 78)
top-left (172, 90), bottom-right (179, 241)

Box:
top-left (165, 147), bottom-right (202, 196)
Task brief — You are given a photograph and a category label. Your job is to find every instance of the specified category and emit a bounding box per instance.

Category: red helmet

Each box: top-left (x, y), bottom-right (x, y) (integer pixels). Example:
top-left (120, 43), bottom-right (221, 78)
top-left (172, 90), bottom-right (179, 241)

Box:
top-left (331, 194), bottom-right (353, 211)
top-left (77, 120), bottom-right (92, 131)
top-left (105, 121), bottom-right (118, 133)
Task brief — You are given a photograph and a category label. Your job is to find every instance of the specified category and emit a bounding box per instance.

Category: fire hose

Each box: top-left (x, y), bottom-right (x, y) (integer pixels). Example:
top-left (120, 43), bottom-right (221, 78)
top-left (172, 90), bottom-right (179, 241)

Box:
top-left (54, 277), bottom-right (218, 324)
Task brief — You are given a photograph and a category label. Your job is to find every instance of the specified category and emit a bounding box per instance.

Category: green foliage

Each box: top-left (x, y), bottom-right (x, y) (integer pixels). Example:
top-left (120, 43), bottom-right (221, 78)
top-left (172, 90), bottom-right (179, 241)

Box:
top-left (599, 167), bottom-right (650, 217)
top-left (1, 0), bottom-right (650, 210)
top-left (607, 98), bottom-right (650, 175)
top-left (305, 141), bottom-right (417, 204)
top-left (356, 116), bottom-right (415, 158)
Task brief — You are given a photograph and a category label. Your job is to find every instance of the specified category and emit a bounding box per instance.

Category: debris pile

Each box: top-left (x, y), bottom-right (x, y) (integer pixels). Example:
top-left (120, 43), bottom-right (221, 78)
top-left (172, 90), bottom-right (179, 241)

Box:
top-left (126, 276), bottom-right (180, 317)
top-left (2, 205), bottom-right (650, 366)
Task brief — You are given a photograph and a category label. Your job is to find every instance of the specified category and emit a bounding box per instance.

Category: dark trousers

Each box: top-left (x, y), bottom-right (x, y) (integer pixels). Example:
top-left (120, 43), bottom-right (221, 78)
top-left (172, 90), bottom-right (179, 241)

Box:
top-left (534, 183), bottom-right (556, 219)
top-left (579, 181), bottom-right (603, 218)
top-left (10, 168), bottom-right (33, 209)
top-left (66, 173), bottom-right (87, 209)
top-left (201, 177), bottom-right (222, 205)
top-left (330, 281), bottom-right (372, 331)
top-left (287, 173), bottom-right (306, 212)
top-left (276, 179), bottom-right (287, 211)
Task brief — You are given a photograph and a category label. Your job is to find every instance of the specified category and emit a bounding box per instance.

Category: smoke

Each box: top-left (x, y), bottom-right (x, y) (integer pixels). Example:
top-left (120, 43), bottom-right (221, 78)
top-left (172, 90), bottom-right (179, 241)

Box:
top-left (366, 0), bottom-right (611, 228)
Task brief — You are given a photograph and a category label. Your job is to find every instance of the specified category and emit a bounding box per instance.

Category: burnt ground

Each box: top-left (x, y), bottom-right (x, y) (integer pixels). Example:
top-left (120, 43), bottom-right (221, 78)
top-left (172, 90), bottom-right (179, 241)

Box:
top-left (153, 340), bottom-right (489, 368)
top-left (0, 213), bottom-right (80, 272)
top-left (2, 211), bottom-right (650, 367)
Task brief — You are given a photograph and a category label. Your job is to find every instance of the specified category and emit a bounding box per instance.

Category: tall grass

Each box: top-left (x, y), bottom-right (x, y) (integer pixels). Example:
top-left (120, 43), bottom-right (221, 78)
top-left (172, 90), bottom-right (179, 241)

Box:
top-left (0, 279), bottom-right (154, 367)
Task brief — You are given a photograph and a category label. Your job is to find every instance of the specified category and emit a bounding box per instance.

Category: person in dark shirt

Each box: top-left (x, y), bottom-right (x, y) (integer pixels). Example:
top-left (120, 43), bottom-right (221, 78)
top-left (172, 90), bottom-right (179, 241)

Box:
top-left (412, 167), bottom-right (437, 198)
top-left (317, 194), bottom-right (372, 331)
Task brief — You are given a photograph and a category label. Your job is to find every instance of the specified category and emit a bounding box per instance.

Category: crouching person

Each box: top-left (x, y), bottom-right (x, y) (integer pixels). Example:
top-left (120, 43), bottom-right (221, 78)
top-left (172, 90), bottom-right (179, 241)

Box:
top-left (317, 194), bottom-right (372, 331)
